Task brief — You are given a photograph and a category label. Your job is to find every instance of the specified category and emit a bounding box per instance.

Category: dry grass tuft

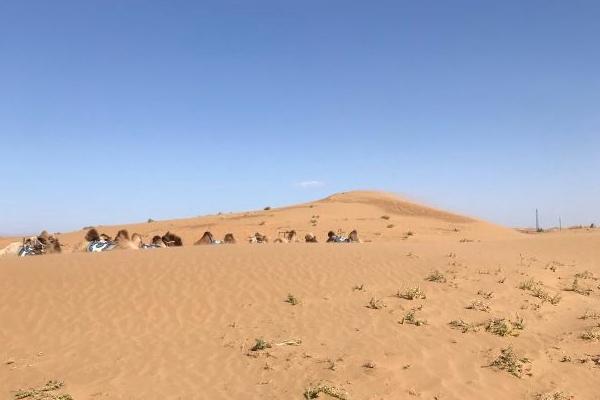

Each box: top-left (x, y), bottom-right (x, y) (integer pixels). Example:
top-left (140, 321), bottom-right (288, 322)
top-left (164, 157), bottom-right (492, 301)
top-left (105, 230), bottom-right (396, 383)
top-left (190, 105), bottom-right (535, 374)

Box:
top-left (489, 347), bottom-right (531, 378)
top-left (250, 338), bottom-right (272, 351)
top-left (535, 391), bottom-right (572, 400)
top-left (485, 316), bottom-right (525, 337)
top-left (13, 380), bottom-right (73, 400)
top-left (518, 279), bottom-right (561, 305)
top-left (466, 300), bottom-right (491, 312)
top-left (400, 306), bottom-right (427, 326)
top-left (449, 319), bottom-right (482, 333)
top-left (304, 382), bottom-right (349, 400)
top-left (580, 310), bottom-right (600, 320)
top-left (397, 286), bottom-right (426, 300)
top-left (564, 277), bottom-right (593, 296)
top-left (286, 293), bottom-right (300, 305)
top-left (581, 326), bottom-right (600, 341)
top-left (366, 297), bottom-right (386, 309)
top-left (425, 270), bottom-right (447, 283)
top-left (477, 290), bottom-right (494, 299)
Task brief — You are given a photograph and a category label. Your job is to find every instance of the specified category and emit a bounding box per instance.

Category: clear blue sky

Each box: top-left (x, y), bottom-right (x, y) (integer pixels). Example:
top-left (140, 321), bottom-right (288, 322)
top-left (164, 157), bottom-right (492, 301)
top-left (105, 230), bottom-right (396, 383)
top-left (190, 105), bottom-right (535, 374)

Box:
top-left (1, 1), bottom-right (599, 234)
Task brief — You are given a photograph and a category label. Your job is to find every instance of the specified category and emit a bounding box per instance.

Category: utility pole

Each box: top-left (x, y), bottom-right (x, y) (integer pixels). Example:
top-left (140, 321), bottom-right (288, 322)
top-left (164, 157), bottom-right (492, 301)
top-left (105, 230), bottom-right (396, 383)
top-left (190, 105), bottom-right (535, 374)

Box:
top-left (535, 209), bottom-right (540, 232)
top-left (559, 217), bottom-right (562, 231)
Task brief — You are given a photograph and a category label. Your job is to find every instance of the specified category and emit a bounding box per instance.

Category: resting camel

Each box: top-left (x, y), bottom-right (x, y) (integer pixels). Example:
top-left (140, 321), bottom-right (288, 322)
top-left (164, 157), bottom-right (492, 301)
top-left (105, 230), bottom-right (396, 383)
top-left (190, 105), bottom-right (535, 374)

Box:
top-left (304, 233), bottom-right (318, 243)
top-left (161, 231), bottom-right (183, 247)
top-left (248, 232), bottom-right (268, 244)
top-left (83, 228), bottom-right (144, 252)
top-left (195, 231), bottom-right (215, 245)
top-left (223, 233), bottom-right (236, 244)
top-left (274, 230), bottom-right (298, 243)
top-left (326, 230), bottom-right (360, 243)
top-left (0, 231), bottom-right (62, 256)
top-left (195, 231), bottom-right (237, 245)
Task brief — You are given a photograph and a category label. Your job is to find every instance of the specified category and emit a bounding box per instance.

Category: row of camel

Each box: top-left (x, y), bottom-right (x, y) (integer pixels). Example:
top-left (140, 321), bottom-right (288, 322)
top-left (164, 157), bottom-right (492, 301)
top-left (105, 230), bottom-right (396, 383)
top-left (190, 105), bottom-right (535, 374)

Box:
top-left (0, 228), bottom-right (360, 257)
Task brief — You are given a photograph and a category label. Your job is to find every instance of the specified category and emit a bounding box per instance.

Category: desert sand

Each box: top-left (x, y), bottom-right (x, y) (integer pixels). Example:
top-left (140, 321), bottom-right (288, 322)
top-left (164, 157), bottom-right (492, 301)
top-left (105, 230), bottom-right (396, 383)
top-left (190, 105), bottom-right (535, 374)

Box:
top-left (1, 191), bottom-right (598, 399)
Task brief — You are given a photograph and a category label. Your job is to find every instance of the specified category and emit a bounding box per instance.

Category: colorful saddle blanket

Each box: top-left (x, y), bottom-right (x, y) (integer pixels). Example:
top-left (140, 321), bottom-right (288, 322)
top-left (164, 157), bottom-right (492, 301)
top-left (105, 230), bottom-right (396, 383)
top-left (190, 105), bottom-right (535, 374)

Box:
top-left (18, 244), bottom-right (44, 256)
top-left (88, 240), bottom-right (116, 252)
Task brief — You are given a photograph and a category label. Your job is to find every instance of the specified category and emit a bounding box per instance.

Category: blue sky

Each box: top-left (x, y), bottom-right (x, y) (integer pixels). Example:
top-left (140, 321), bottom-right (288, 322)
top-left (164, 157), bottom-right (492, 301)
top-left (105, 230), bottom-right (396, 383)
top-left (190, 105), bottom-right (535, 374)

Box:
top-left (1, 1), bottom-right (599, 234)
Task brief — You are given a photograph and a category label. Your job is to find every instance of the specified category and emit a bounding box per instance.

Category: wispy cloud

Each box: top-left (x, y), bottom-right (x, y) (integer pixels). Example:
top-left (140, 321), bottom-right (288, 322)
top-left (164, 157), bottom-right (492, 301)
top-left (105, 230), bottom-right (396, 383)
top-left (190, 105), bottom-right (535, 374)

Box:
top-left (295, 180), bottom-right (325, 188)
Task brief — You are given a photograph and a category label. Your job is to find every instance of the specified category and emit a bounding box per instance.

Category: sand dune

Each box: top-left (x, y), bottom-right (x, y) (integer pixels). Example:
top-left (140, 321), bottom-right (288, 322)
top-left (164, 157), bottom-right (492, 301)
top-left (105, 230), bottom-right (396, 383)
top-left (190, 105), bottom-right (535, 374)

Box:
top-left (1, 192), bottom-right (598, 399)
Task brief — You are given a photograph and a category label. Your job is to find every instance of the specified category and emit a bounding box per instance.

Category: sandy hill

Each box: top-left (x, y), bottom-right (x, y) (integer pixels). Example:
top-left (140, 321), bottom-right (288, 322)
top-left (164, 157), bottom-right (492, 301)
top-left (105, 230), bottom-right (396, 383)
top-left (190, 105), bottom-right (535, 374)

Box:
top-left (8, 190), bottom-right (517, 251)
top-left (1, 191), bottom-right (598, 399)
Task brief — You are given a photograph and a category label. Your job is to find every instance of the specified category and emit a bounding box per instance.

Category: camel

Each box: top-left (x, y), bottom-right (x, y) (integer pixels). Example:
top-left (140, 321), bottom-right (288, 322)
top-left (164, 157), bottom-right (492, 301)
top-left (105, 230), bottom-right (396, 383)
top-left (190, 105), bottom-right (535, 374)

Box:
top-left (0, 231), bottom-right (62, 256)
top-left (196, 232), bottom-right (237, 245)
top-left (304, 233), bottom-right (318, 243)
top-left (327, 230), bottom-right (360, 243)
top-left (195, 231), bottom-right (215, 245)
top-left (161, 231), bottom-right (183, 247)
top-left (248, 232), bottom-right (268, 244)
top-left (84, 228), bottom-right (117, 252)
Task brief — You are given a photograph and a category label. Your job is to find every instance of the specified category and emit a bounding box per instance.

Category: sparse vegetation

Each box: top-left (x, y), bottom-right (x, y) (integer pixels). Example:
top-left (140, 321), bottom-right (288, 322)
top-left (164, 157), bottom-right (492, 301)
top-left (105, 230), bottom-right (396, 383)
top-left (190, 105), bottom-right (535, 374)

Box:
top-left (286, 293), bottom-right (300, 305)
top-left (147, 218), bottom-right (155, 223)
top-left (381, 215), bottom-right (390, 220)
top-left (352, 284), bottom-right (365, 291)
top-left (477, 290), bottom-right (494, 299)
top-left (264, 206), bottom-right (271, 210)
top-left (449, 319), bottom-right (482, 333)
top-left (425, 270), bottom-right (447, 283)
top-left (580, 310), bottom-right (600, 320)
top-left (386, 224), bottom-right (395, 228)
top-left (397, 286), bottom-right (426, 300)
top-left (581, 326), bottom-right (600, 341)
top-left (362, 361), bottom-right (376, 369)
top-left (251, 338), bottom-right (272, 351)
top-left (304, 382), bottom-right (349, 400)
top-left (400, 307), bottom-right (427, 326)
top-left (574, 270), bottom-right (595, 280)
top-left (13, 380), bottom-right (72, 400)
top-left (485, 316), bottom-right (525, 337)
top-left (489, 347), bottom-right (531, 378)
top-left (518, 279), bottom-right (561, 305)
top-left (367, 297), bottom-right (386, 309)
top-left (564, 277), bottom-right (593, 296)
top-left (466, 300), bottom-right (490, 312)
top-left (535, 391), bottom-right (572, 400)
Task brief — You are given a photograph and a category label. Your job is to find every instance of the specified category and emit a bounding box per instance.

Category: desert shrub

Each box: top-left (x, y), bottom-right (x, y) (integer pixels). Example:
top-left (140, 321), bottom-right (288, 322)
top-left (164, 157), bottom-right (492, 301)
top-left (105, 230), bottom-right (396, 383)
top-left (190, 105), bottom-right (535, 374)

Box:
top-left (535, 391), bottom-right (572, 400)
top-left (425, 270), bottom-right (447, 283)
top-left (564, 277), bottom-right (593, 296)
top-left (466, 300), bottom-right (490, 312)
top-left (367, 297), bottom-right (385, 309)
top-left (449, 319), bottom-right (482, 333)
top-left (304, 382), bottom-right (349, 400)
top-left (580, 310), bottom-right (600, 320)
top-left (485, 316), bottom-right (525, 337)
top-left (397, 286), bottom-right (426, 300)
top-left (581, 326), bottom-right (600, 341)
top-left (400, 307), bottom-right (427, 326)
top-left (286, 293), bottom-right (300, 305)
top-left (251, 338), bottom-right (271, 351)
top-left (489, 347), bottom-right (531, 378)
